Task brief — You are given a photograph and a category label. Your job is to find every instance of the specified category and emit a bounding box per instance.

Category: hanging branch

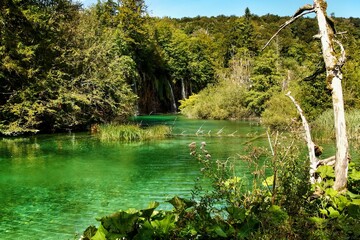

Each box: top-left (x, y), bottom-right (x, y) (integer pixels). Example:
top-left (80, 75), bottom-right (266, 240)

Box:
top-left (261, 4), bottom-right (315, 51)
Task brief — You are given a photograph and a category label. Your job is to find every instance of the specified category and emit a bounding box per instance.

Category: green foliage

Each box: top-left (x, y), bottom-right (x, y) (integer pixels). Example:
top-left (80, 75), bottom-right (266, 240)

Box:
top-left (2, 3), bottom-right (360, 132)
top-left (245, 49), bottom-right (282, 115)
top-left (179, 82), bottom-right (250, 120)
top-left (303, 163), bottom-right (360, 239)
top-left (261, 93), bottom-right (299, 130)
top-left (82, 200), bottom-right (193, 240)
top-left (262, 205), bottom-right (289, 227)
top-left (0, 0), bottom-right (137, 135)
top-left (297, 67), bottom-right (333, 121)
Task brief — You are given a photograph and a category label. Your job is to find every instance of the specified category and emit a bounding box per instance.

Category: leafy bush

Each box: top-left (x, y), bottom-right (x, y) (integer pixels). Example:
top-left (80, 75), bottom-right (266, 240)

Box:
top-left (261, 93), bottom-right (299, 130)
top-left (179, 82), bottom-right (250, 120)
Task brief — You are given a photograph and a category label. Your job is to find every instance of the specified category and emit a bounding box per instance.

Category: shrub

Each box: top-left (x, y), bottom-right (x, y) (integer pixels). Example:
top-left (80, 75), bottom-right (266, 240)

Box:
top-left (261, 93), bottom-right (299, 131)
top-left (179, 82), bottom-right (250, 120)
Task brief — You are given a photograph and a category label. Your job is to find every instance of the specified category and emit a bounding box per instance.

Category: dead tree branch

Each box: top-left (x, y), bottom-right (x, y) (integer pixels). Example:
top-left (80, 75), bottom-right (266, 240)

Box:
top-left (262, 5), bottom-right (315, 51)
top-left (286, 91), bottom-right (318, 183)
top-left (318, 156), bottom-right (336, 167)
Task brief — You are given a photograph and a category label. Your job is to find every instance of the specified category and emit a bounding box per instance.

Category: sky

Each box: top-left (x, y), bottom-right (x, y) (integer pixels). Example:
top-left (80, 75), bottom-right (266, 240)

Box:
top-left (80, 0), bottom-right (360, 18)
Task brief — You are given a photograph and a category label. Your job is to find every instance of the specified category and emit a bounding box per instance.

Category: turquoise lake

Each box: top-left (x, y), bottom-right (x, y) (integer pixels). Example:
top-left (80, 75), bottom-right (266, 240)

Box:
top-left (0, 116), bottom-right (265, 239)
top-left (0, 115), bottom-right (343, 239)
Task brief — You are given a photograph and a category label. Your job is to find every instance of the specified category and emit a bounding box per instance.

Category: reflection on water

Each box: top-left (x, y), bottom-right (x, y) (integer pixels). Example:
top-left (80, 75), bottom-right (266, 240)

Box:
top-left (0, 115), bottom-right (266, 239)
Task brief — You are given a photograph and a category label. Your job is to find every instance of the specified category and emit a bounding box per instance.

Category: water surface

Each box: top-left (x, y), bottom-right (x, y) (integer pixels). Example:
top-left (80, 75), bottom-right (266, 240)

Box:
top-left (0, 116), bottom-right (265, 239)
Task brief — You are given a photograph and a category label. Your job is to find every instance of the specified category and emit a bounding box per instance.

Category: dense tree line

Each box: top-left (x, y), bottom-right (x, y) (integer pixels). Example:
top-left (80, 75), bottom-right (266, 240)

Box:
top-left (1, 0), bottom-right (359, 134)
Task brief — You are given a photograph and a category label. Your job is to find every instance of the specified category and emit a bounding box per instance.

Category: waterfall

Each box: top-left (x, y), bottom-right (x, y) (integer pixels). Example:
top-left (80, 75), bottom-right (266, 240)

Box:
top-left (133, 79), bottom-right (139, 115)
top-left (168, 81), bottom-right (177, 113)
top-left (181, 79), bottom-right (186, 99)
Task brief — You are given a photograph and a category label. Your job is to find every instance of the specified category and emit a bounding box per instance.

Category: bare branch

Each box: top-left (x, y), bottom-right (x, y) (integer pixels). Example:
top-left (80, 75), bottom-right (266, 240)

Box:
top-left (293, 4), bottom-right (314, 17)
top-left (286, 91), bottom-right (318, 183)
top-left (313, 33), bottom-right (321, 39)
top-left (266, 130), bottom-right (274, 156)
top-left (336, 31), bottom-right (347, 36)
top-left (317, 156), bottom-right (336, 166)
top-left (334, 39), bottom-right (346, 67)
top-left (262, 7), bottom-right (315, 51)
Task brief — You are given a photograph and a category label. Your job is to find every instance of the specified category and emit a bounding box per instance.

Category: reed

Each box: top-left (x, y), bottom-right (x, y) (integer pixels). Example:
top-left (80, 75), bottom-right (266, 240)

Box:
top-left (98, 124), bottom-right (171, 142)
top-left (142, 125), bottom-right (172, 140)
top-left (311, 109), bottom-right (360, 141)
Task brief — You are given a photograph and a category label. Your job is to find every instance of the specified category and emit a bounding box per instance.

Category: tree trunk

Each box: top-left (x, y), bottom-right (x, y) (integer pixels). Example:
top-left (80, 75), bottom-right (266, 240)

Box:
top-left (314, 0), bottom-right (349, 191)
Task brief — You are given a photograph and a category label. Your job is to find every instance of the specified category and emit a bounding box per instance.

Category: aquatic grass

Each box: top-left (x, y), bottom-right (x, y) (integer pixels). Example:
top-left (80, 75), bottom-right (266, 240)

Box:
top-left (98, 124), bottom-right (171, 142)
top-left (311, 109), bottom-right (360, 141)
top-left (142, 125), bottom-right (172, 140)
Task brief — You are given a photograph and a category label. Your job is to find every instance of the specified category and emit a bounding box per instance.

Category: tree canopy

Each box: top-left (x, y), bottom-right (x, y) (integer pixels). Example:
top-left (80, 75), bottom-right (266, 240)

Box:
top-left (1, 0), bottom-right (360, 135)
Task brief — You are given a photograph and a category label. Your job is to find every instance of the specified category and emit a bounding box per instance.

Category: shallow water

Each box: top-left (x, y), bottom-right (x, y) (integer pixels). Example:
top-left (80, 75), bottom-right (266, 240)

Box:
top-left (0, 115), bottom-right (267, 239)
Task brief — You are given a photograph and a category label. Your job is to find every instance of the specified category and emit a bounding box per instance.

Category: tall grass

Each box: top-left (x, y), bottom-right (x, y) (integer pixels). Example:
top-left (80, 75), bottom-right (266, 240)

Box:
top-left (98, 124), bottom-right (171, 142)
top-left (311, 109), bottom-right (360, 141)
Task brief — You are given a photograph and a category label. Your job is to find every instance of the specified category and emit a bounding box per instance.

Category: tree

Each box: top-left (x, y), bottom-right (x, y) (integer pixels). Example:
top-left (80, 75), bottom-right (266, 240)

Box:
top-left (0, 0), bottom-right (83, 134)
top-left (245, 49), bottom-right (282, 115)
top-left (314, 0), bottom-right (349, 191)
top-left (263, 0), bottom-right (349, 191)
top-left (0, 0), bottom-right (137, 134)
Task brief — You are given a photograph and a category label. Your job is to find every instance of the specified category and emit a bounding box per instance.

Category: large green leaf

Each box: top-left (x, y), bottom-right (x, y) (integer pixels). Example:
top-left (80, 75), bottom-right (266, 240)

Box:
top-left (166, 196), bottom-right (195, 212)
top-left (317, 165), bottom-right (335, 179)
top-left (347, 191), bottom-right (360, 200)
top-left (328, 207), bottom-right (340, 219)
top-left (99, 210), bottom-right (140, 234)
top-left (349, 168), bottom-right (360, 181)
top-left (91, 224), bottom-right (107, 240)
top-left (141, 201), bottom-right (159, 220)
top-left (151, 213), bottom-right (176, 235)
top-left (83, 225), bottom-right (97, 240)
top-left (334, 195), bottom-right (350, 211)
top-left (351, 199), bottom-right (360, 205)
top-left (319, 208), bottom-right (328, 216)
top-left (325, 188), bottom-right (338, 198)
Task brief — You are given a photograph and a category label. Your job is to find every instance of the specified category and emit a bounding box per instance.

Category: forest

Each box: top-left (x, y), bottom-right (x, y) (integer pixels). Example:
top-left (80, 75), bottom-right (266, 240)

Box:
top-left (1, 0), bottom-right (360, 239)
top-left (1, 0), bottom-right (360, 135)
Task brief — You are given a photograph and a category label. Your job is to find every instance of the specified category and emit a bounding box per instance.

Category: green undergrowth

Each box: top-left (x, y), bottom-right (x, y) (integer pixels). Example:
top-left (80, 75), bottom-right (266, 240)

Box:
top-left (179, 82), bottom-right (251, 120)
top-left (81, 133), bottom-right (360, 239)
top-left (97, 124), bottom-right (172, 142)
